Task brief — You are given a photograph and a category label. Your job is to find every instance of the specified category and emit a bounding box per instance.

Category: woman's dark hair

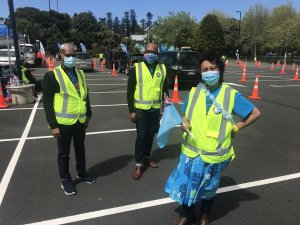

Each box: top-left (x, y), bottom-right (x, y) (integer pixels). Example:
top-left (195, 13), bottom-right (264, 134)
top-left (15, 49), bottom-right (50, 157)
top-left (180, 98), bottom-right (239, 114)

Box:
top-left (199, 51), bottom-right (225, 83)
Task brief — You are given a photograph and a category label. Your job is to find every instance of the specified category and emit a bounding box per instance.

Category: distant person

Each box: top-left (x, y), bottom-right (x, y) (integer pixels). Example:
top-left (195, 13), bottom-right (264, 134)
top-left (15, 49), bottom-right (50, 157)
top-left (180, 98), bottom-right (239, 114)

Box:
top-left (43, 42), bottom-right (95, 196)
top-left (35, 50), bottom-right (42, 67)
top-left (21, 62), bottom-right (43, 96)
top-left (127, 43), bottom-right (169, 180)
top-left (165, 52), bottom-right (261, 225)
top-left (99, 52), bottom-right (104, 64)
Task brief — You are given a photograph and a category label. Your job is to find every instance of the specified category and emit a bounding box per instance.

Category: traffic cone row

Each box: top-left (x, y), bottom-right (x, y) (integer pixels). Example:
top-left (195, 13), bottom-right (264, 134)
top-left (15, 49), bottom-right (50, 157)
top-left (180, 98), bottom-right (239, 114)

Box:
top-left (249, 75), bottom-right (261, 100)
top-left (291, 63), bottom-right (295, 71)
top-left (277, 60), bottom-right (280, 66)
top-left (0, 84), bottom-right (9, 108)
top-left (171, 75), bottom-right (182, 103)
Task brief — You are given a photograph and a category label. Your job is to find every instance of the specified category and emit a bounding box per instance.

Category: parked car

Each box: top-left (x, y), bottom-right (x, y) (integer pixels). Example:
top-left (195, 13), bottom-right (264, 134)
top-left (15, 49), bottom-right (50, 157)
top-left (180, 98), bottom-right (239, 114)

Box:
top-left (75, 52), bottom-right (93, 72)
top-left (158, 51), bottom-right (202, 89)
top-left (105, 50), bottom-right (129, 73)
top-left (128, 53), bottom-right (144, 69)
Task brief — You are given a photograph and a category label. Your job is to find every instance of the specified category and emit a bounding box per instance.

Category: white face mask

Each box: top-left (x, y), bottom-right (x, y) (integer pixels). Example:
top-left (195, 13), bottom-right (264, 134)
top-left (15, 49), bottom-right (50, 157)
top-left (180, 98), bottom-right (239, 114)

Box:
top-left (63, 56), bottom-right (77, 68)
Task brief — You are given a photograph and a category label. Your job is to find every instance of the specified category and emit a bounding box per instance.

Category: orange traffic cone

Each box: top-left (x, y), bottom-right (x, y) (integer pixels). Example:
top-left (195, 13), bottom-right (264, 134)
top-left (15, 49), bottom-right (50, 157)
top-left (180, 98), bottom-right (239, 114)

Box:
top-left (51, 57), bottom-right (55, 70)
top-left (291, 63), bottom-right (295, 71)
top-left (0, 84), bottom-right (9, 108)
top-left (257, 61), bottom-right (261, 68)
top-left (100, 61), bottom-right (105, 72)
top-left (111, 63), bottom-right (117, 76)
top-left (292, 67), bottom-right (299, 80)
top-left (48, 58), bottom-right (52, 71)
top-left (269, 62), bottom-right (274, 71)
top-left (240, 65), bottom-right (247, 82)
top-left (171, 75), bottom-right (182, 103)
top-left (280, 65), bottom-right (285, 75)
top-left (277, 60), bottom-right (280, 66)
top-left (249, 75), bottom-right (261, 100)
top-left (93, 58), bottom-right (97, 70)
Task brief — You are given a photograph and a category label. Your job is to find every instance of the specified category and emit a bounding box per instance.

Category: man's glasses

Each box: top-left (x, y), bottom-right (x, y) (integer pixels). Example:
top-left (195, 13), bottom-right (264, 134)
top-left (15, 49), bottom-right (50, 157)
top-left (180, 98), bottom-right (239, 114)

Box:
top-left (64, 54), bottom-right (76, 57)
top-left (144, 50), bottom-right (157, 54)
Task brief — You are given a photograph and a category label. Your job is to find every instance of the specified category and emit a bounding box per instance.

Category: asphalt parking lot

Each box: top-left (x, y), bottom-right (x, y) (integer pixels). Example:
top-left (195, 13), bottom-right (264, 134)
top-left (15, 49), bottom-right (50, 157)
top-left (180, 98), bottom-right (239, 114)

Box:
top-left (0, 60), bottom-right (300, 225)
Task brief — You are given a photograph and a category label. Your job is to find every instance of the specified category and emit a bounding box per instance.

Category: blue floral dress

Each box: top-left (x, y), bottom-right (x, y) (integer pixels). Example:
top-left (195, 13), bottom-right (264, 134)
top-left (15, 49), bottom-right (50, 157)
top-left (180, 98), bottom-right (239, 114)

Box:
top-left (165, 152), bottom-right (230, 207)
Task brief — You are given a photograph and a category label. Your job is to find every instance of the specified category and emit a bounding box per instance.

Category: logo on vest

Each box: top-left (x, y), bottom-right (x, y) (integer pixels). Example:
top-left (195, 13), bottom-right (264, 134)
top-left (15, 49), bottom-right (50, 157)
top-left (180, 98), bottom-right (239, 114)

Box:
top-left (213, 107), bottom-right (222, 114)
top-left (156, 72), bottom-right (161, 77)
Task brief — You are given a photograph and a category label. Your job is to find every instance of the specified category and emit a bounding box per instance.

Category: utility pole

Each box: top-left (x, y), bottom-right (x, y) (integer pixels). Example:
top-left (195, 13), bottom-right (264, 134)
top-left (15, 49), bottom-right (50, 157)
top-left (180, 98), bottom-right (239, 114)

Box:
top-left (236, 10), bottom-right (241, 61)
top-left (7, 0), bottom-right (21, 79)
top-left (48, 0), bottom-right (51, 11)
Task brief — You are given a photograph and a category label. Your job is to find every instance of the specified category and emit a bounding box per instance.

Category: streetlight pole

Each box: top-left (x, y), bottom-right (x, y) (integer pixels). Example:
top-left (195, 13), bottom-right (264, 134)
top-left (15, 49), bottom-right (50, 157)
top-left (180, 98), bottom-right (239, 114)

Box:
top-left (236, 10), bottom-right (241, 61)
top-left (48, 0), bottom-right (51, 11)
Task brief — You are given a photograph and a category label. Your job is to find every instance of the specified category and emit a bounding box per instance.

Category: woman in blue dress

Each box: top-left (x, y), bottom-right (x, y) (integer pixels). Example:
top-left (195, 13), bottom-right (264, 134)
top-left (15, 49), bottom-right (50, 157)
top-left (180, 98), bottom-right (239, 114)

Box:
top-left (165, 52), bottom-right (261, 225)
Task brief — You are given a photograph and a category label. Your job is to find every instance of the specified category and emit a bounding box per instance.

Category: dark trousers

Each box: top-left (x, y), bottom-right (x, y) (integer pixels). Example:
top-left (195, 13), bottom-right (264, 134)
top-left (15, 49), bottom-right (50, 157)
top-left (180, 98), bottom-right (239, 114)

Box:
top-left (57, 121), bottom-right (86, 182)
top-left (135, 108), bottom-right (160, 164)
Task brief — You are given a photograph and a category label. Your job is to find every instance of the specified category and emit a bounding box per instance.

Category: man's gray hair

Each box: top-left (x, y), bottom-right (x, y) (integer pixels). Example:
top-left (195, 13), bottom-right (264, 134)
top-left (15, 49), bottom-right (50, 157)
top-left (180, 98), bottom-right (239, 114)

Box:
top-left (60, 43), bottom-right (76, 50)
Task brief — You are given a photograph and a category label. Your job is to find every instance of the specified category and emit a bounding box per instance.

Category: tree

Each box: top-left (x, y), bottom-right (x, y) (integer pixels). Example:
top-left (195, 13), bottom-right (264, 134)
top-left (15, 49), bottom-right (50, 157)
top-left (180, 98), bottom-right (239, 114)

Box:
top-left (71, 11), bottom-right (98, 51)
top-left (146, 12), bottom-right (153, 30)
top-left (140, 19), bottom-right (146, 34)
top-left (151, 11), bottom-right (197, 48)
top-left (241, 4), bottom-right (269, 58)
top-left (130, 9), bottom-right (138, 35)
top-left (194, 14), bottom-right (225, 52)
top-left (210, 11), bottom-right (239, 55)
top-left (106, 12), bottom-right (113, 30)
top-left (265, 4), bottom-right (300, 60)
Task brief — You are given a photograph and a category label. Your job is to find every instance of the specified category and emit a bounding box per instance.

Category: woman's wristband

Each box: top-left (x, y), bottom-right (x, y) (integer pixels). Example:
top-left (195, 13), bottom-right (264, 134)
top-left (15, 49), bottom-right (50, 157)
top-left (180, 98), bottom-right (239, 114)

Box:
top-left (233, 124), bottom-right (239, 133)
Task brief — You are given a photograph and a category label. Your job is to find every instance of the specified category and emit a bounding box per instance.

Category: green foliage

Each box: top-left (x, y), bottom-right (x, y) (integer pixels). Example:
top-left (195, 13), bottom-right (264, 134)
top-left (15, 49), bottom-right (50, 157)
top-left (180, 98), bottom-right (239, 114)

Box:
top-left (152, 11), bottom-right (197, 48)
top-left (194, 14), bottom-right (225, 52)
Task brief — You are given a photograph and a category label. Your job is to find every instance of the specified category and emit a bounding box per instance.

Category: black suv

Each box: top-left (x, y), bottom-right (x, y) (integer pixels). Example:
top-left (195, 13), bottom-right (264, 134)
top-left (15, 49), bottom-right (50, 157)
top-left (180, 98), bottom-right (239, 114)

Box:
top-left (105, 50), bottom-right (129, 73)
top-left (158, 51), bottom-right (202, 88)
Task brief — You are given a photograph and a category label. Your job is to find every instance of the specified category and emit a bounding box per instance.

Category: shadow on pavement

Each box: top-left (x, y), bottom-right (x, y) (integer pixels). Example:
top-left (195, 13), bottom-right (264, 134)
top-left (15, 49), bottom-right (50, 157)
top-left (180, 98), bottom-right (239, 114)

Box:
top-left (171, 176), bottom-right (260, 224)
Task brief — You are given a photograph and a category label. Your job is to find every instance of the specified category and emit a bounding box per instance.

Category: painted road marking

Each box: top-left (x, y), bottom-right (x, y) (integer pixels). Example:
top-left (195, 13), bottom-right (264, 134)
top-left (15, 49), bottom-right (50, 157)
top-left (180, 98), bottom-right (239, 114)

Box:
top-left (0, 128), bottom-right (137, 143)
top-left (270, 84), bottom-right (300, 88)
top-left (0, 95), bottom-right (41, 207)
top-left (25, 172), bottom-right (300, 225)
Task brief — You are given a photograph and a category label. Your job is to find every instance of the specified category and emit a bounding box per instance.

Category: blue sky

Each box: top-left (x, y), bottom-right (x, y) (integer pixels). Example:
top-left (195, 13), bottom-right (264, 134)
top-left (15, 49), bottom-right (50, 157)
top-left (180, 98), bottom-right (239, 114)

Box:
top-left (0, 0), bottom-right (299, 22)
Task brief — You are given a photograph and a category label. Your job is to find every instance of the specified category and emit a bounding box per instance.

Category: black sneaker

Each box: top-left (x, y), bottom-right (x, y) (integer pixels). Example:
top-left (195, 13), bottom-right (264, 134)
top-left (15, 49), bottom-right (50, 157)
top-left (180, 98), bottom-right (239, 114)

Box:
top-left (77, 175), bottom-right (96, 184)
top-left (61, 181), bottom-right (77, 196)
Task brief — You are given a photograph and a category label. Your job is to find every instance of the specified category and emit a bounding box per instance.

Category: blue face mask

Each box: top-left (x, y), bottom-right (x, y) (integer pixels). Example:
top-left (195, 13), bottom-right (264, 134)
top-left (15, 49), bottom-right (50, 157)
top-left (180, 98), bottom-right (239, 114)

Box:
top-left (63, 56), bottom-right (77, 68)
top-left (202, 71), bottom-right (220, 86)
top-left (144, 53), bottom-right (158, 64)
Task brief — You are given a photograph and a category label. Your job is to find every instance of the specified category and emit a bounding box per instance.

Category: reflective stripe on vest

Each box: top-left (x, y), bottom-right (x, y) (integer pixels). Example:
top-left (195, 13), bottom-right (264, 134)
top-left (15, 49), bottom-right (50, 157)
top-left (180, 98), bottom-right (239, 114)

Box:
top-left (54, 68), bottom-right (86, 119)
top-left (134, 62), bottom-right (165, 106)
top-left (183, 84), bottom-right (233, 156)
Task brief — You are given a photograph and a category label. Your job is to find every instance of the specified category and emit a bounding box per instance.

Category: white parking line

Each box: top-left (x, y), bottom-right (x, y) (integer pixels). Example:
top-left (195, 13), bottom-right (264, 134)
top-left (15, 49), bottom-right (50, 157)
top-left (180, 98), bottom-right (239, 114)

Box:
top-left (0, 128), bottom-right (136, 143)
top-left (225, 83), bottom-right (246, 87)
top-left (270, 84), bottom-right (300, 88)
top-left (0, 95), bottom-right (41, 207)
top-left (25, 172), bottom-right (300, 225)
top-left (0, 104), bottom-right (127, 111)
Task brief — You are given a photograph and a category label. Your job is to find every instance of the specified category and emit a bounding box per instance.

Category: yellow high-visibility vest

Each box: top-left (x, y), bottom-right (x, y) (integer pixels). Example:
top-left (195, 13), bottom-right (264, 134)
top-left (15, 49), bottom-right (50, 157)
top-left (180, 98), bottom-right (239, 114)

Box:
top-left (182, 83), bottom-right (238, 163)
top-left (53, 66), bottom-right (87, 125)
top-left (134, 62), bottom-right (166, 110)
top-left (21, 66), bottom-right (29, 85)
top-left (99, 53), bottom-right (104, 59)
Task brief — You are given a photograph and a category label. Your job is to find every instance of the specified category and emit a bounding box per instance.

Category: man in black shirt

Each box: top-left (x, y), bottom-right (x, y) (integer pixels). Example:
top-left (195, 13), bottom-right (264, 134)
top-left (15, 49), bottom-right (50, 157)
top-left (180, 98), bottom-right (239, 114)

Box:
top-left (43, 43), bottom-right (95, 196)
top-left (127, 43), bottom-right (169, 180)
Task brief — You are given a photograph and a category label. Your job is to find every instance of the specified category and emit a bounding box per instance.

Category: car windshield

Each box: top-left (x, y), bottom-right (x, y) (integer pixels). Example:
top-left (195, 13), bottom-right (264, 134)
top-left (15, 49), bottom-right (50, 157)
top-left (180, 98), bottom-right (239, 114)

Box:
top-left (75, 53), bottom-right (91, 59)
top-left (158, 52), bottom-right (177, 65)
top-left (178, 52), bottom-right (201, 66)
top-left (0, 50), bottom-right (16, 57)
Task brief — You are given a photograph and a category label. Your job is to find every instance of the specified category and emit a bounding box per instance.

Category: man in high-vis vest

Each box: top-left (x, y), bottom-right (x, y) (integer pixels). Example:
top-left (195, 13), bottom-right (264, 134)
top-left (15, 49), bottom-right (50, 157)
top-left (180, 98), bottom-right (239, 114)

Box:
top-left (99, 52), bottom-right (104, 64)
top-left (165, 52), bottom-right (261, 225)
top-left (20, 62), bottom-right (43, 95)
top-left (43, 43), bottom-right (95, 196)
top-left (127, 43), bottom-right (169, 180)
